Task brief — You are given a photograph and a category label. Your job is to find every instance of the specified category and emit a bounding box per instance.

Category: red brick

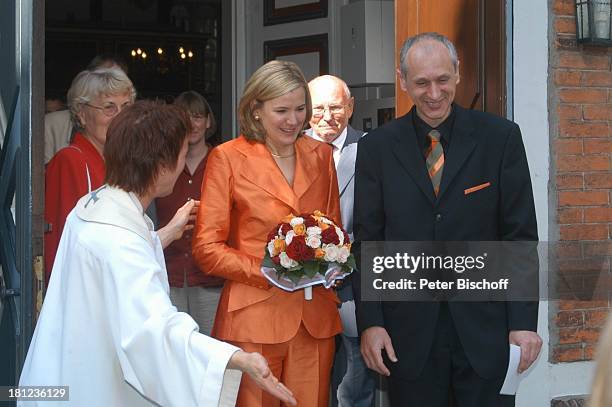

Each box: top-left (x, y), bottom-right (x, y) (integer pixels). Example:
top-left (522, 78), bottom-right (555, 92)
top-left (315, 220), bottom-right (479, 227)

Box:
top-left (585, 310), bottom-right (609, 328)
top-left (584, 241), bottom-right (612, 257)
top-left (559, 121), bottom-right (609, 138)
top-left (558, 299), bottom-right (609, 310)
top-left (586, 173), bottom-right (612, 189)
top-left (557, 174), bottom-right (584, 190)
top-left (560, 224), bottom-right (609, 240)
top-left (559, 190), bottom-right (609, 206)
top-left (558, 207), bottom-right (583, 223)
top-left (556, 311), bottom-right (584, 327)
top-left (556, 241), bottom-right (583, 258)
top-left (584, 139), bottom-right (612, 153)
top-left (583, 104), bottom-right (612, 120)
top-left (555, 17), bottom-right (576, 34)
top-left (558, 327), bottom-right (601, 344)
top-left (553, 0), bottom-right (576, 15)
top-left (558, 257), bottom-right (610, 274)
top-left (553, 345), bottom-right (583, 362)
top-left (582, 71), bottom-right (612, 87)
top-left (557, 105), bottom-right (582, 120)
top-left (555, 70), bottom-right (582, 86)
top-left (556, 139), bottom-right (583, 154)
top-left (557, 155), bottom-right (609, 172)
top-left (559, 88), bottom-right (608, 104)
top-left (558, 52), bottom-right (610, 70)
top-left (585, 207), bottom-right (612, 222)
top-left (585, 345), bottom-right (596, 360)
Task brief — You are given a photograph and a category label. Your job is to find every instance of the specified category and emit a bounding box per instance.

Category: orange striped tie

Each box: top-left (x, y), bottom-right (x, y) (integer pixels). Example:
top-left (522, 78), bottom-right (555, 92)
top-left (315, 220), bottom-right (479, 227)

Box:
top-left (426, 129), bottom-right (444, 196)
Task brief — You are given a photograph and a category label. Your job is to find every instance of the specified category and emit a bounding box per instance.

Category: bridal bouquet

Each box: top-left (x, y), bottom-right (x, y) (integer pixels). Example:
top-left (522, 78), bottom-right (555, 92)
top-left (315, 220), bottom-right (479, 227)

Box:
top-left (261, 211), bottom-right (356, 299)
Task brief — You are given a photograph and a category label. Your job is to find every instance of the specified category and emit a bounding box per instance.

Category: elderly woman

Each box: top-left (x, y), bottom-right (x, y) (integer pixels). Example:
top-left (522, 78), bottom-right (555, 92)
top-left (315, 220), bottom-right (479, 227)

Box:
top-left (44, 67), bottom-right (135, 278)
top-left (192, 60), bottom-right (342, 407)
top-left (22, 101), bottom-right (296, 407)
top-left (155, 91), bottom-right (224, 335)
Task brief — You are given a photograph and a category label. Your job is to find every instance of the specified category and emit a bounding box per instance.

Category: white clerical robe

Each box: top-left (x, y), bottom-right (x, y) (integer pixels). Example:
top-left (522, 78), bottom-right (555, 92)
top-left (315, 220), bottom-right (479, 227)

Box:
top-left (19, 186), bottom-right (241, 406)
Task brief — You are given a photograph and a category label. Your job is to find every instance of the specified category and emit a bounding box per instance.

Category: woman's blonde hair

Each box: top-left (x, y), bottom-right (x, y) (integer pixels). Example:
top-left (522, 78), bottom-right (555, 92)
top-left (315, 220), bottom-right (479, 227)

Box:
top-left (590, 314), bottom-right (612, 406)
top-left (67, 67), bottom-right (136, 130)
top-left (238, 60), bottom-right (311, 142)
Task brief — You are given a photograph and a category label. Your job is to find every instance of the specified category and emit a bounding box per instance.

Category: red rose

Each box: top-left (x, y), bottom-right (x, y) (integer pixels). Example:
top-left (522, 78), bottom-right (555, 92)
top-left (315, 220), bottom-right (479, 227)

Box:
top-left (272, 255), bottom-right (281, 264)
top-left (299, 214), bottom-right (318, 228)
top-left (285, 235), bottom-right (314, 261)
top-left (343, 230), bottom-right (350, 244)
top-left (280, 223), bottom-right (292, 236)
top-left (321, 226), bottom-right (340, 245)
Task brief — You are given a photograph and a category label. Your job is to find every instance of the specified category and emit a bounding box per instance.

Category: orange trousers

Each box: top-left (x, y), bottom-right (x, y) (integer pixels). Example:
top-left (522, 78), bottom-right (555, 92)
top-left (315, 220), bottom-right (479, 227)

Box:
top-left (232, 324), bottom-right (335, 407)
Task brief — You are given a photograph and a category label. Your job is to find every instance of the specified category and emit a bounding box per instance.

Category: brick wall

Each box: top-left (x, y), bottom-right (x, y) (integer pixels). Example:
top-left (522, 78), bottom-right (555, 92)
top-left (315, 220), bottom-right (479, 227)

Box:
top-left (551, 0), bottom-right (612, 363)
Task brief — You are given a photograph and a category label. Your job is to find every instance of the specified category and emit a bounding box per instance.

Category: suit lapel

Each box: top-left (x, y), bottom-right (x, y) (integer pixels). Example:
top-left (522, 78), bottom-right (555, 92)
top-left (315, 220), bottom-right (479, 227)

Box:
top-left (337, 143), bottom-right (356, 196)
top-left (438, 106), bottom-right (476, 199)
top-left (293, 135), bottom-right (320, 201)
top-left (236, 137), bottom-right (299, 212)
top-left (337, 126), bottom-right (361, 196)
top-left (391, 112), bottom-right (436, 204)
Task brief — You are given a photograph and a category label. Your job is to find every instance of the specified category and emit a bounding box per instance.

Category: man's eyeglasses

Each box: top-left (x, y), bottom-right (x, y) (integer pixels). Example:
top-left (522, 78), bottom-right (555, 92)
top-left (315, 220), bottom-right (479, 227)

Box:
top-left (312, 104), bottom-right (347, 118)
top-left (85, 101), bottom-right (132, 117)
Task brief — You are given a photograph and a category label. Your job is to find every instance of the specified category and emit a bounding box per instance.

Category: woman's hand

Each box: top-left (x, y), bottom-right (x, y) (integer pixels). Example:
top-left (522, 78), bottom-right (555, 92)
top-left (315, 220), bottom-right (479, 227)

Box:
top-left (228, 350), bottom-right (297, 406)
top-left (157, 199), bottom-right (200, 249)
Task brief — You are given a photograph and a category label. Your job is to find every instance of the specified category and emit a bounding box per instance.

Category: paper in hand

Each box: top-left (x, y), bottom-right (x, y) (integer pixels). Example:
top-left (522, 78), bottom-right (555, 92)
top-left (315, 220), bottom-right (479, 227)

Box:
top-left (499, 344), bottom-right (527, 395)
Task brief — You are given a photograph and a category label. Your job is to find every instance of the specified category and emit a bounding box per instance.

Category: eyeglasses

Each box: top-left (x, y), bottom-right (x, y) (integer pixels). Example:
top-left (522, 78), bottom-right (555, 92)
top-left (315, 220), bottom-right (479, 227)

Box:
top-left (312, 104), bottom-right (347, 118)
top-left (85, 101), bottom-right (132, 117)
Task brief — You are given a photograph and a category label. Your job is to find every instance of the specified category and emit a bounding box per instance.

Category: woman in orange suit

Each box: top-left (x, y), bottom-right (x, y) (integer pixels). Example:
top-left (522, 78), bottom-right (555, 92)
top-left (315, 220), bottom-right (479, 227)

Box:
top-left (192, 60), bottom-right (342, 406)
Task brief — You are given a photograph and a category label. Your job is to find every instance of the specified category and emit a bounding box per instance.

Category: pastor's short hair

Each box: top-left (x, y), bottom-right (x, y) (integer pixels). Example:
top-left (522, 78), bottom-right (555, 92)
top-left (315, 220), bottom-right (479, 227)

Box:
top-left (104, 100), bottom-right (190, 195)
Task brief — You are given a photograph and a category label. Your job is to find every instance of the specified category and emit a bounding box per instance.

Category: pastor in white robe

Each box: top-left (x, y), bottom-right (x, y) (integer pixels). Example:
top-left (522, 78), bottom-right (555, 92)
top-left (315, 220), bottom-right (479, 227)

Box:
top-left (19, 185), bottom-right (241, 406)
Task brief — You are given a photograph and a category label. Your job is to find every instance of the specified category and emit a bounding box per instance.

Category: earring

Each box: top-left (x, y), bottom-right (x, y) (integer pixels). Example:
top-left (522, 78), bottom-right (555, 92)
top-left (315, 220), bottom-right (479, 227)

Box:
top-left (254, 115), bottom-right (260, 120)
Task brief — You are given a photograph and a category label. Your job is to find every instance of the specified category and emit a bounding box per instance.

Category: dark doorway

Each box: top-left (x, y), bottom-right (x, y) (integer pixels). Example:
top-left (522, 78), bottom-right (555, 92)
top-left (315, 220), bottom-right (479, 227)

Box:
top-left (45, 0), bottom-right (223, 144)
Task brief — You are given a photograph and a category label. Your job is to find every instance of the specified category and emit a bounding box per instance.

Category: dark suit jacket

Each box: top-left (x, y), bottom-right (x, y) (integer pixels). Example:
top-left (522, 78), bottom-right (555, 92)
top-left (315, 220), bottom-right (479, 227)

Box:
top-left (352, 105), bottom-right (538, 380)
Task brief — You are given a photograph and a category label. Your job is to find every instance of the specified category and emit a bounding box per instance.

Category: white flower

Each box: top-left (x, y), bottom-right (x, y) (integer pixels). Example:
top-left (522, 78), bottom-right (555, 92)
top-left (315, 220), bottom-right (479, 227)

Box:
top-left (280, 252), bottom-right (299, 268)
top-left (285, 230), bottom-right (295, 245)
top-left (336, 246), bottom-right (350, 263)
top-left (323, 244), bottom-right (339, 262)
top-left (306, 226), bottom-right (322, 236)
top-left (306, 235), bottom-right (322, 249)
top-left (335, 227), bottom-right (344, 245)
top-left (267, 240), bottom-right (276, 256)
top-left (290, 217), bottom-right (304, 227)
top-left (320, 217), bottom-right (333, 225)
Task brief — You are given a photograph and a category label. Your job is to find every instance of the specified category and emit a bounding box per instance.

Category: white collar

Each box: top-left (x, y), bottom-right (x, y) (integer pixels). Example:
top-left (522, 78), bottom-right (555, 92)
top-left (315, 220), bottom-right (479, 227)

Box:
top-left (311, 127), bottom-right (348, 151)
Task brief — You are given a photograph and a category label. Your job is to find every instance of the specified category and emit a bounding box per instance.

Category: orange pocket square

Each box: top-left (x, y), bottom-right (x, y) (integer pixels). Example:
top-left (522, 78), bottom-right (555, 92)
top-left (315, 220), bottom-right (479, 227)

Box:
top-left (464, 182), bottom-right (491, 195)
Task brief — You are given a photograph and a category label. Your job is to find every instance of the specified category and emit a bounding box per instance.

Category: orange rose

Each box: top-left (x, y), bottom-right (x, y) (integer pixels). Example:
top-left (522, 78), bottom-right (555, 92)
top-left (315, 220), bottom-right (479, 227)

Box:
top-left (318, 221), bottom-right (330, 230)
top-left (314, 248), bottom-right (326, 259)
top-left (293, 223), bottom-right (306, 235)
top-left (273, 238), bottom-right (286, 255)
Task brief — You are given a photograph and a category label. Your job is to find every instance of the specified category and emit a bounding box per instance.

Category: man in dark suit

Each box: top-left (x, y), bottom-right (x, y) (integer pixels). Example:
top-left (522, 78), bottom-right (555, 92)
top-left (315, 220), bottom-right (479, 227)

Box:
top-left (353, 32), bottom-right (542, 406)
top-left (306, 75), bottom-right (375, 407)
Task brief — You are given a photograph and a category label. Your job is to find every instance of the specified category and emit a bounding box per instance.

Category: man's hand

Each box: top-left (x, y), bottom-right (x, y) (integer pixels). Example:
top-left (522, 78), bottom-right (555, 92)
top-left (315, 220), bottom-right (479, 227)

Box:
top-left (509, 330), bottom-right (542, 373)
top-left (360, 326), bottom-right (398, 376)
top-left (157, 199), bottom-right (200, 249)
top-left (228, 350), bottom-right (297, 406)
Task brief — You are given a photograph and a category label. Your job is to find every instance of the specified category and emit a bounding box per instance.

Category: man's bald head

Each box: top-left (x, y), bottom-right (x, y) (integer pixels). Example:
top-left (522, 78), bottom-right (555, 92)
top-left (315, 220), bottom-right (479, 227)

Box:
top-left (308, 75), bottom-right (354, 143)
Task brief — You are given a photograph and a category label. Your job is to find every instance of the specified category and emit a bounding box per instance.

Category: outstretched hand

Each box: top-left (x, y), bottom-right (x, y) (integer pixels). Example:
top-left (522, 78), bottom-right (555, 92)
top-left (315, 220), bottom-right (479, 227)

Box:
top-left (228, 351), bottom-right (297, 406)
top-left (157, 199), bottom-right (200, 249)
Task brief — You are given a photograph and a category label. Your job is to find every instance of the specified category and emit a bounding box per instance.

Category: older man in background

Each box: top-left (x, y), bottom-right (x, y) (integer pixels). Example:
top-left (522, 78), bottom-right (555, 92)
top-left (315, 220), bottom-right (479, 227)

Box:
top-left (307, 75), bottom-right (375, 407)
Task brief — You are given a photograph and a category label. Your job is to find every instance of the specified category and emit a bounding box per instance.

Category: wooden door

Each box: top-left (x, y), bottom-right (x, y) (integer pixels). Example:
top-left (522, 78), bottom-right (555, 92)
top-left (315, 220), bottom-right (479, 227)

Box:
top-left (394, 0), bottom-right (505, 117)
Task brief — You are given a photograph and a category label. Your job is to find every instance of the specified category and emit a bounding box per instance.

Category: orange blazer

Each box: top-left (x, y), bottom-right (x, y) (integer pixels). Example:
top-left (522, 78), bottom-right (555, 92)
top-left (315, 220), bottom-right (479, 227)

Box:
top-left (192, 135), bottom-right (343, 344)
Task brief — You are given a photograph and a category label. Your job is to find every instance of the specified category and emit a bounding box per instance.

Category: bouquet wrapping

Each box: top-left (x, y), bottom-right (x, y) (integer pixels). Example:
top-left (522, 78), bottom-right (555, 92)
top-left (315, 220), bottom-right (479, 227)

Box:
top-left (261, 211), bottom-right (356, 299)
